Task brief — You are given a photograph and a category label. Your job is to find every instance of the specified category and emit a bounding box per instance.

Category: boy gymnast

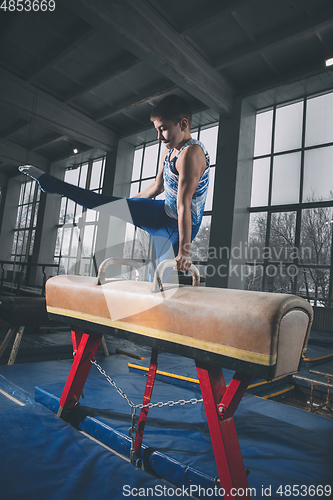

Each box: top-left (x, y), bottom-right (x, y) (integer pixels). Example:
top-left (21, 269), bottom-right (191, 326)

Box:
top-left (19, 95), bottom-right (210, 280)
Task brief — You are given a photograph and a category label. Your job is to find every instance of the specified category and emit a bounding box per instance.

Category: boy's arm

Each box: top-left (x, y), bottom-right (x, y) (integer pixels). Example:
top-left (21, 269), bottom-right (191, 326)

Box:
top-left (133, 150), bottom-right (166, 199)
top-left (176, 145), bottom-right (206, 272)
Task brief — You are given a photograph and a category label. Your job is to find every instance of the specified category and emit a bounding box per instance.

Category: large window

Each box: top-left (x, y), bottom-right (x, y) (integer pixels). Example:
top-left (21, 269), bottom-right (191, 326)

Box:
top-left (12, 180), bottom-right (40, 263)
top-left (247, 91), bottom-right (333, 306)
top-left (123, 142), bottom-right (163, 263)
top-left (3, 180), bottom-right (41, 289)
top-left (123, 124), bottom-right (219, 279)
top-left (54, 157), bottom-right (105, 276)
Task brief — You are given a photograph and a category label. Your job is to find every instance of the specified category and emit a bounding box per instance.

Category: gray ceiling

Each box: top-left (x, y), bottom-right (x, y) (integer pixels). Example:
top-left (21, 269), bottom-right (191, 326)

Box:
top-left (1, 0), bottom-right (333, 178)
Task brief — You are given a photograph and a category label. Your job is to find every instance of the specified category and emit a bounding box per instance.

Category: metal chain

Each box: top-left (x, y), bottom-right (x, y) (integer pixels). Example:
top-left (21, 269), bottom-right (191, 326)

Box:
top-left (90, 357), bottom-right (136, 407)
top-left (128, 407), bottom-right (137, 464)
top-left (89, 357), bottom-right (203, 409)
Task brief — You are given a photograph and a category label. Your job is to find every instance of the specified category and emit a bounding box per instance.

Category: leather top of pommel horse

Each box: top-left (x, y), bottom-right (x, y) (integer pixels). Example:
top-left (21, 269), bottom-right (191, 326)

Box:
top-left (45, 259), bottom-right (313, 381)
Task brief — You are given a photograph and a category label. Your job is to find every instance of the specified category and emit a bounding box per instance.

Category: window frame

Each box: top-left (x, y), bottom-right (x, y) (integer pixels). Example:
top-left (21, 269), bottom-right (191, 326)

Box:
top-left (54, 156), bottom-right (106, 276)
top-left (11, 179), bottom-right (40, 264)
top-left (247, 92), bottom-right (333, 305)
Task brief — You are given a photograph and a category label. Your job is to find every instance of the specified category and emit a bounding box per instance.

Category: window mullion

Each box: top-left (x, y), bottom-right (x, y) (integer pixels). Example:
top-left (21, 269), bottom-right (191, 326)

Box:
top-left (262, 107), bottom-right (276, 291)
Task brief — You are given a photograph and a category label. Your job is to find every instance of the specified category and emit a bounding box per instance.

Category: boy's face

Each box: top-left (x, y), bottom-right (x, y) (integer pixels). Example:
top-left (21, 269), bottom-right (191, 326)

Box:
top-left (153, 118), bottom-right (187, 150)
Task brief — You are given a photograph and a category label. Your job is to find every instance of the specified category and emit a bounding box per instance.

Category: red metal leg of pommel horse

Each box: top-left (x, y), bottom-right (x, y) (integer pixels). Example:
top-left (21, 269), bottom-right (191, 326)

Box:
top-left (196, 361), bottom-right (252, 499)
top-left (57, 329), bottom-right (252, 499)
top-left (57, 328), bottom-right (102, 418)
top-left (134, 348), bottom-right (158, 456)
top-left (130, 350), bottom-right (253, 499)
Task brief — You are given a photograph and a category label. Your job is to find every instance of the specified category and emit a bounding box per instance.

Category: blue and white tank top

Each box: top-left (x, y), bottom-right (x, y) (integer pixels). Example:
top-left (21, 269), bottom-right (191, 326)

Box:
top-left (163, 138), bottom-right (210, 226)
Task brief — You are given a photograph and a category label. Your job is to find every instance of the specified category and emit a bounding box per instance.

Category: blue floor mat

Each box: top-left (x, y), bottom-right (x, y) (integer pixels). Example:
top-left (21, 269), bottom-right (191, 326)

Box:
top-left (0, 387), bottom-right (172, 500)
top-left (1, 353), bottom-right (333, 499)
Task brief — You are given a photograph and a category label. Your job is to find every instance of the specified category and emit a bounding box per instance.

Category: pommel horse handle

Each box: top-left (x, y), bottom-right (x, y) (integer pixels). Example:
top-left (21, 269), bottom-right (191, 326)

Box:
top-left (151, 259), bottom-right (200, 293)
top-left (96, 257), bottom-right (141, 285)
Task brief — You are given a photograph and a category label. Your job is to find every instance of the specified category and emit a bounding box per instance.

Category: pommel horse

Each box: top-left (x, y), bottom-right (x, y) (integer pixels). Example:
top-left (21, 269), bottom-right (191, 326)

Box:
top-left (45, 259), bottom-right (313, 499)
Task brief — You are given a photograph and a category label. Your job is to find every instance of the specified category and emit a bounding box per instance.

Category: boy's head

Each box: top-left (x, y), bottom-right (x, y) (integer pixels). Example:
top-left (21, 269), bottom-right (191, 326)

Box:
top-left (150, 95), bottom-right (192, 129)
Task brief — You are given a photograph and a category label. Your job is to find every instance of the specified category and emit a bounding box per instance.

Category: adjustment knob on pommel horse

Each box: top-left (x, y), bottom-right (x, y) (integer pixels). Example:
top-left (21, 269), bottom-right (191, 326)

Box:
top-left (45, 258), bottom-right (313, 499)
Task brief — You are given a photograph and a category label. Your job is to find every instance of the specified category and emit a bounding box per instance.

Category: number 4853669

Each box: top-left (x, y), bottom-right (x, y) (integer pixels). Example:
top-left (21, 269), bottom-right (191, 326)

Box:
top-left (0, 0), bottom-right (56, 11)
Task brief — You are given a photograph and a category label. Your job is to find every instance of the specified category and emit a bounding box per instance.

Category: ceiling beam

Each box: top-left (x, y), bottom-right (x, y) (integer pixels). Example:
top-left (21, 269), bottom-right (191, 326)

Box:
top-left (2, 119), bottom-right (30, 139)
top-left (179, 0), bottom-right (256, 36)
top-left (46, 145), bottom-right (94, 165)
top-left (30, 135), bottom-right (65, 152)
top-left (0, 138), bottom-right (50, 171)
top-left (0, 68), bottom-right (116, 152)
top-left (64, 53), bottom-right (140, 103)
top-left (119, 102), bottom-right (209, 141)
top-left (230, 10), bottom-right (281, 78)
top-left (215, 4), bottom-right (333, 70)
top-left (27, 27), bottom-right (96, 82)
top-left (95, 83), bottom-right (176, 122)
top-left (315, 30), bottom-right (333, 59)
top-left (240, 59), bottom-right (331, 98)
top-left (60, 0), bottom-right (234, 115)
top-left (0, 11), bottom-right (24, 38)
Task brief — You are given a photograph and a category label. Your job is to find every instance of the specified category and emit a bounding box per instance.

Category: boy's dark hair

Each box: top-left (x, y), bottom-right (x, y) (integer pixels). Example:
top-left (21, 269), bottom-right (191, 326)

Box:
top-left (150, 95), bottom-right (192, 127)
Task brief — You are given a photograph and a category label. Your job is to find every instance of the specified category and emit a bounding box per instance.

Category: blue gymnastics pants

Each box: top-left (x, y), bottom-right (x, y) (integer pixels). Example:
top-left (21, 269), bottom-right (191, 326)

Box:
top-left (19, 167), bottom-right (201, 281)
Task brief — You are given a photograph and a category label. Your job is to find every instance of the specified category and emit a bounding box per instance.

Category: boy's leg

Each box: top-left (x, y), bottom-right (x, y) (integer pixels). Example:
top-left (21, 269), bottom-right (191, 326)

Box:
top-left (147, 233), bottom-right (178, 282)
top-left (20, 167), bottom-right (179, 281)
top-left (19, 166), bottom-right (165, 229)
